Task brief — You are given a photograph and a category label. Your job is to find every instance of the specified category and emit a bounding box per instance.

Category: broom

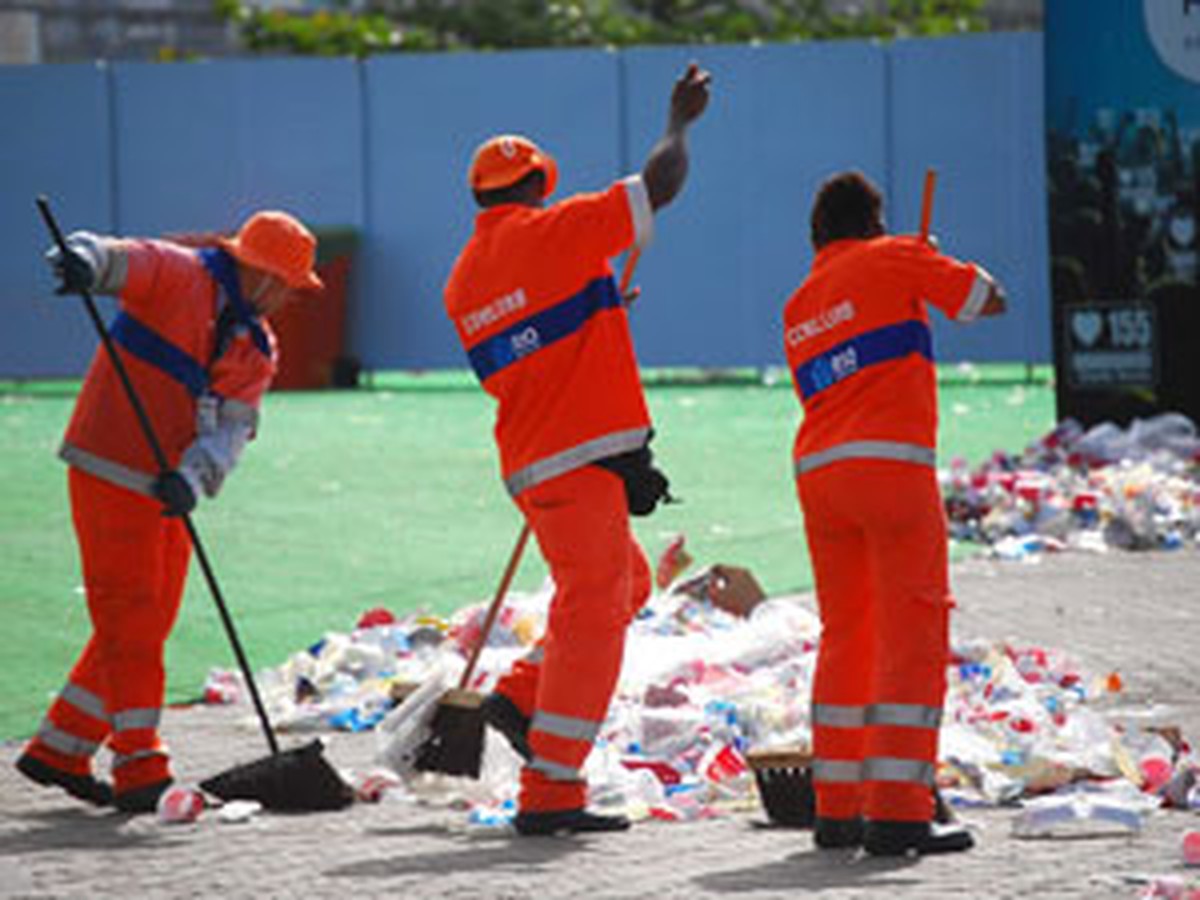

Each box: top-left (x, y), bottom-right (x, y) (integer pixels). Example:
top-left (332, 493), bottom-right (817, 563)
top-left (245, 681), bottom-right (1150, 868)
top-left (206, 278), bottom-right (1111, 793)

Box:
top-left (37, 196), bottom-right (353, 813)
top-left (405, 523), bottom-right (533, 778)
top-left (746, 169), bottom-right (953, 830)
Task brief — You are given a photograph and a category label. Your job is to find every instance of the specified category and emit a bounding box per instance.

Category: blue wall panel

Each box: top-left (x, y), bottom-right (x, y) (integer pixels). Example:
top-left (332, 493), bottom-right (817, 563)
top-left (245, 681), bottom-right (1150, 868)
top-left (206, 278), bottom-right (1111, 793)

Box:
top-left (622, 42), bottom-right (888, 368)
top-left (359, 49), bottom-right (623, 370)
top-left (111, 58), bottom-right (362, 241)
top-left (0, 64), bottom-right (114, 378)
top-left (889, 33), bottom-right (1050, 364)
top-left (0, 36), bottom-right (1052, 378)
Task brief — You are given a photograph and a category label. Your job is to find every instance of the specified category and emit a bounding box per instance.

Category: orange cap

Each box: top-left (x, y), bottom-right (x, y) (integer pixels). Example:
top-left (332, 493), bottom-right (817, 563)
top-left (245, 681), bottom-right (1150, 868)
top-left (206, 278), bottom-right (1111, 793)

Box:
top-left (220, 211), bottom-right (324, 293)
top-left (468, 134), bottom-right (558, 198)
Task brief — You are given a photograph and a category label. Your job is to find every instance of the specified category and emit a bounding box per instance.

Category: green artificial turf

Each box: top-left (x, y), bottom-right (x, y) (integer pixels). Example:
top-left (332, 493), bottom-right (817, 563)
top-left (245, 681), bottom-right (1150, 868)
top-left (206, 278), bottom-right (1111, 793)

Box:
top-left (0, 365), bottom-right (1055, 740)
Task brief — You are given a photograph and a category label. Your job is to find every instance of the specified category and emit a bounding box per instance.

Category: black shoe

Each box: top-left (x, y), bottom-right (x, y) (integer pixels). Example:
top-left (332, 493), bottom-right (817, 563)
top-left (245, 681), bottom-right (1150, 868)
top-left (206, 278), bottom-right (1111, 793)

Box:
top-left (814, 816), bottom-right (863, 849)
top-left (514, 808), bottom-right (631, 836)
top-left (16, 753), bottom-right (113, 807)
top-left (863, 820), bottom-right (974, 856)
top-left (480, 693), bottom-right (532, 761)
top-left (114, 779), bottom-right (173, 814)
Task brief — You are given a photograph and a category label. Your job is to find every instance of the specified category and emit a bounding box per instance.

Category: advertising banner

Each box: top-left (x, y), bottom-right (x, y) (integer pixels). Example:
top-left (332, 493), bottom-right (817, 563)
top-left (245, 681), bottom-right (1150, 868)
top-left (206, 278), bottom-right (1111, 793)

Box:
top-left (1046, 1), bottom-right (1200, 426)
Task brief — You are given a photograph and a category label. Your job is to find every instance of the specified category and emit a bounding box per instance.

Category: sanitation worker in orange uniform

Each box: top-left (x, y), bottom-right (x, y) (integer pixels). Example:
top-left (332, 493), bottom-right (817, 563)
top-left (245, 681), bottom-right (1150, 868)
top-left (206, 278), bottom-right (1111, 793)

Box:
top-left (783, 172), bottom-right (1006, 856)
top-left (444, 63), bottom-right (711, 836)
top-left (16, 211), bottom-right (323, 813)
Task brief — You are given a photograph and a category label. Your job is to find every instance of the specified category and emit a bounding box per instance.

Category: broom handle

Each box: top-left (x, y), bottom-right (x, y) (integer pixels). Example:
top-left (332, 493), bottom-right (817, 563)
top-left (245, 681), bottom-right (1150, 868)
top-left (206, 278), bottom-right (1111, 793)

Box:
top-left (919, 167), bottom-right (937, 243)
top-left (36, 196), bottom-right (281, 757)
top-left (458, 523), bottom-right (531, 690)
top-left (456, 247), bottom-right (644, 691)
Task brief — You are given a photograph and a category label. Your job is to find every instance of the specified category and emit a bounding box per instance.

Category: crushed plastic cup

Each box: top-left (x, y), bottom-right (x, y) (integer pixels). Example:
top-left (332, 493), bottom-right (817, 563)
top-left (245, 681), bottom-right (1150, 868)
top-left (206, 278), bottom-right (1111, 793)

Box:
top-left (217, 799), bottom-right (262, 823)
top-left (1183, 830), bottom-right (1200, 867)
top-left (1011, 793), bottom-right (1146, 838)
top-left (156, 785), bottom-right (205, 824)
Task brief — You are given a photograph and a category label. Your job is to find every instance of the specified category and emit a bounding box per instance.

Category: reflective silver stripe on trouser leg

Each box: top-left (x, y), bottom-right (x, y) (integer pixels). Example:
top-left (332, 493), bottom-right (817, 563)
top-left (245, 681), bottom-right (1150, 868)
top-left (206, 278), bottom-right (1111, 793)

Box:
top-left (811, 759), bottom-right (863, 784)
top-left (112, 707), bottom-right (161, 732)
top-left (35, 723), bottom-right (102, 758)
top-left (526, 710), bottom-right (602, 782)
top-left (865, 703), bottom-right (942, 729)
top-left (812, 704), bottom-right (866, 728)
top-left (111, 748), bottom-right (168, 771)
top-left (60, 683), bottom-right (110, 724)
top-left (862, 757), bottom-right (935, 786)
top-left (794, 441), bottom-right (936, 477)
top-left (505, 427), bottom-right (651, 496)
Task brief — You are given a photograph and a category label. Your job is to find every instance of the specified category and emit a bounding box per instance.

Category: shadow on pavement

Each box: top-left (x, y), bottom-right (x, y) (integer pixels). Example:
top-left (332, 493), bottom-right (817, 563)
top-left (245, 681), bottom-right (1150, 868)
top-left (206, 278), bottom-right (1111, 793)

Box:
top-left (694, 848), bottom-right (921, 893)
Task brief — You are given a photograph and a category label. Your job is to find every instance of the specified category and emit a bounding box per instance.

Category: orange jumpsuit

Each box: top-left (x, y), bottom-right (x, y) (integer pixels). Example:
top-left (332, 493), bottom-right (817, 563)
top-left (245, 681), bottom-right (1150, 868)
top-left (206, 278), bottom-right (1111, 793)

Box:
top-left (23, 241), bottom-right (276, 796)
top-left (782, 235), bottom-right (994, 824)
top-left (445, 176), bottom-right (655, 813)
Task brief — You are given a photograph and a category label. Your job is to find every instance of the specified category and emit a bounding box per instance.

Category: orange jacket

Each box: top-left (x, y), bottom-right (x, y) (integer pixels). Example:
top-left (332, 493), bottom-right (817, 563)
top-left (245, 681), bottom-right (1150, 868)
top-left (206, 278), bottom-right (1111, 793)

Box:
top-left (445, 177), bottom-right (654, 496)
top-left (783, 236), bottom-right (994, 475)
top-left (61, 241), bottom-right (277, 495)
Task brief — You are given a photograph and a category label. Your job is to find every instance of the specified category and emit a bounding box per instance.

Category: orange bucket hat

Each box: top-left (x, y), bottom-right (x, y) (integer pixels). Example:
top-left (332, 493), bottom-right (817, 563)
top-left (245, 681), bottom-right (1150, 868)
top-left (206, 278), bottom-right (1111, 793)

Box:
top-left (220, 211), bottom-right (325, 292)
top-left (468, 134), bottom-right (558, 199)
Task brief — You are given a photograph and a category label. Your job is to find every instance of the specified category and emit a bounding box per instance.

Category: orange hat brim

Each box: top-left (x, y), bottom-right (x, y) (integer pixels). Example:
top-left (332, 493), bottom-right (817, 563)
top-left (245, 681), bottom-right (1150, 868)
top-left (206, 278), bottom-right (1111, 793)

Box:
top-left (219, 237), bottom-right (325, 293)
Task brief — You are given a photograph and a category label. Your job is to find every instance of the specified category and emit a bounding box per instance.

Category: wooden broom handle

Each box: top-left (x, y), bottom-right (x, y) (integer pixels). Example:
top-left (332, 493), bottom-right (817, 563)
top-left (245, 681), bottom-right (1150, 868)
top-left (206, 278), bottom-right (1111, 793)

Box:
top-left (919, 167), bottom-right (937, 243)
top-left (458, 523), bottom-right (531, 691)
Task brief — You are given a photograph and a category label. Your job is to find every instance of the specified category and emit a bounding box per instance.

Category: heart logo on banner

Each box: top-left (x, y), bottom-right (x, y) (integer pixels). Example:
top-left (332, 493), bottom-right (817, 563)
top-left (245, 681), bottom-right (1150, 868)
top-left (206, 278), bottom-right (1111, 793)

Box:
top-left (1071, 311), bottom-right (1104, 347)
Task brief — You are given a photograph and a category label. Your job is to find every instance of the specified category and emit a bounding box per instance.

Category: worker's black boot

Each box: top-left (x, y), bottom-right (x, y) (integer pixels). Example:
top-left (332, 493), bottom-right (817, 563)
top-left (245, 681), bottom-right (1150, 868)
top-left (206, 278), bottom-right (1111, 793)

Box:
top-left (514, 808), bottom-right (631, 836)
top-left (16, 753), bottom-right (113, 807)
top-left (813, 816), bottom-right (863, 849)
top-left (480, 692), bottom-right (532, 761)
top-left (863, 819), bottom-right (974, 856)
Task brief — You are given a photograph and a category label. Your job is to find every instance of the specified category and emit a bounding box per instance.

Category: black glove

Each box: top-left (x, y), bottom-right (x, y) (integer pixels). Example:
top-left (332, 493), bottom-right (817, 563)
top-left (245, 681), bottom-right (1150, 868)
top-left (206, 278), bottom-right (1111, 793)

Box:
top-left (152, 471), bottom-right (196, 518)
top-left (593, 442), bottom-right (674, 517)
top-left (47, 246), bottom-right (97, 295)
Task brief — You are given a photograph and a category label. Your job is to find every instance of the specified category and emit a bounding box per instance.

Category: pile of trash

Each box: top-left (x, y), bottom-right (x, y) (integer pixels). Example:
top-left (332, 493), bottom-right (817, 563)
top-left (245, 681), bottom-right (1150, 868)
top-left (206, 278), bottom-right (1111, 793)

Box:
top-left (941, 413), bottom-right (1200, 559)
top-left (202, 545), bottom-right (1200, 832)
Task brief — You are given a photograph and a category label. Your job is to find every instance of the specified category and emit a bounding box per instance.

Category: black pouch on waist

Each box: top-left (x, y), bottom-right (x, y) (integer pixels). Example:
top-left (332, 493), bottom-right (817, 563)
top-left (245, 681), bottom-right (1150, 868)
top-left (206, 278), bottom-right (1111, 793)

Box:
top-left (592, 440), bottom-right (674, 517)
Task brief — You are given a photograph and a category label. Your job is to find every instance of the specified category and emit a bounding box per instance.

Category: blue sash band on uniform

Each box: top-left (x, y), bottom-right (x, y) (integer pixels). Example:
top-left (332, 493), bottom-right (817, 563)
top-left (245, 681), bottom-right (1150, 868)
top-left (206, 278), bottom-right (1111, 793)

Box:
top-left (110, 312), bottom-right (209, 397)
top-left (467, 276), bottom-right (622, 382)
top-left (199, 247), bottom-right (271, 358)
top-left (795, 319), bottom-right (933, 400)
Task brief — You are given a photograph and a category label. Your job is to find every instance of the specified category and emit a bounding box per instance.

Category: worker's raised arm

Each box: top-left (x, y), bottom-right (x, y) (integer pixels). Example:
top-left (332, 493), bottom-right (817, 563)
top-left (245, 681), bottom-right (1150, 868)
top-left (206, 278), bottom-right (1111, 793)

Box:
top-left (642, 62), bottom-right (711, 212)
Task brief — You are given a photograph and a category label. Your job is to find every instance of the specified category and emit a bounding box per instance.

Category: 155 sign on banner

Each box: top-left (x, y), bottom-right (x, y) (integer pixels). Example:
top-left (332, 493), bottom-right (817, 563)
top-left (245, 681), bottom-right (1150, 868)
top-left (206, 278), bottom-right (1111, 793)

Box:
top-left (1063, 303), bottom-right (1158, 390)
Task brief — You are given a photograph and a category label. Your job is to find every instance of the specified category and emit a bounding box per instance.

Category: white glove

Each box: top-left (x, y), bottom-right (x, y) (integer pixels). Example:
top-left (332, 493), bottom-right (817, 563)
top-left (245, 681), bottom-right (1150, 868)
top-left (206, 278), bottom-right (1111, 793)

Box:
top-left (177, 395), bottom-right (258, 499)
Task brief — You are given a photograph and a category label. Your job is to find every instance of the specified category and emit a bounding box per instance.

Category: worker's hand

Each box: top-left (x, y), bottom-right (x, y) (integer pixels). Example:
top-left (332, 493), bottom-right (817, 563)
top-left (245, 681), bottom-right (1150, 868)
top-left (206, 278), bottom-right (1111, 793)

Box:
top-left (44, 231), bottom-right (108, 295)
top-left (669, 62), bottom-right (712, 129)
top-left (152, 471), bottom-right (197, 518)
top-left (980, 283), bottom-right (1008, 317)
top-left (706, 564), bottom-right (766, 618)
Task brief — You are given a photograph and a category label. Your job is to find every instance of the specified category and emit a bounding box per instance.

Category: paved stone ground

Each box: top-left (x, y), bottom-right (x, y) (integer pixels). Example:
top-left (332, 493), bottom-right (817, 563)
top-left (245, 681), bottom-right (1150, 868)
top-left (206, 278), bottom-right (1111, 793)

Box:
top-left (2, 549), bottom-right (1199, 899)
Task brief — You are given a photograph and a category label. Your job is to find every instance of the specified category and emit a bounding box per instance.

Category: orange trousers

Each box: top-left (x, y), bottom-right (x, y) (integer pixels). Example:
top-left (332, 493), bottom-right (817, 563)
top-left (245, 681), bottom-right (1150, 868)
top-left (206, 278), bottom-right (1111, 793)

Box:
top-left (23, 468), bottom-right (189, 793)
top-left (493, 465), bottom-right (651, 813)
top-left (798, 459), bottom-right (951, 823)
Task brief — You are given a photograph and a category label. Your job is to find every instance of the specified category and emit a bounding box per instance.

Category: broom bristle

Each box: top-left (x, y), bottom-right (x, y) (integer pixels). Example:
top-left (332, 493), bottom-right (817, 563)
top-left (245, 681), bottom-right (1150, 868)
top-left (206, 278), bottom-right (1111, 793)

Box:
top-left (413, 690), bottom-right (486, 779)
top-left (746, 747), bottom-right (815, 828)
top-left (200, 739), bottom-right (354, 811)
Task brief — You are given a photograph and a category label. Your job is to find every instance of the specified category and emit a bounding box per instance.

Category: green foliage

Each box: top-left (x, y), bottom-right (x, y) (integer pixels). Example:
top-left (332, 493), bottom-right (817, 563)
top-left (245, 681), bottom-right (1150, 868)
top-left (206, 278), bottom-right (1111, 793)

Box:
top-left (213, 0), bottom-right (988, 57)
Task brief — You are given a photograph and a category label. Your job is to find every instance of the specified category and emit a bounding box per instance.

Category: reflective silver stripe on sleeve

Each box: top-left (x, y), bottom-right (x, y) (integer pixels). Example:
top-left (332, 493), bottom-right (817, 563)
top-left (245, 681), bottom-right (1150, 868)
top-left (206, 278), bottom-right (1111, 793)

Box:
top-left (62, 683), bottom-right (110, 723)
top-left (113, 707), bottom-right (161, 732)
top-left (811, 759), bottom-right (863, 784)
top-left (865, 703), bottom-right (942, 729)
top-left (811, 704), bottom-right (866, 728)
top-left (528, 755), bottom-right (585, 783)
top-left (794, 441), bottom-right (936, 476)
top-left (863, 756), bottom-right (936, 785)
top-left (956, 265), bottom-right (994, 323)
top-left (620, 175), bottom-right (655, 250)
top-left (531, 710), bottom-right (601, 743)
top-left (36, 723), bottom-right (102, 758)
top-left (505, 427), bottom-right (651, 496)
top-left (111, 748), bottom-right (168, 771)
top-left (60, 443), bottom-right (156, 497)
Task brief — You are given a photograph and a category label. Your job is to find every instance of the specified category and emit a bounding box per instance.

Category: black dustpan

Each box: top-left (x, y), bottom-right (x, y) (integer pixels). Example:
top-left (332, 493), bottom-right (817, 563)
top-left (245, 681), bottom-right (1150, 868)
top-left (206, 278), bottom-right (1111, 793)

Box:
top-left (36, 196), bottom-right (355, 817)
top-left (201, 739), bottom-right (353, 811)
